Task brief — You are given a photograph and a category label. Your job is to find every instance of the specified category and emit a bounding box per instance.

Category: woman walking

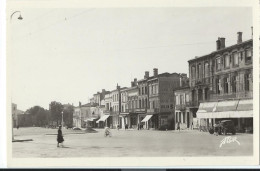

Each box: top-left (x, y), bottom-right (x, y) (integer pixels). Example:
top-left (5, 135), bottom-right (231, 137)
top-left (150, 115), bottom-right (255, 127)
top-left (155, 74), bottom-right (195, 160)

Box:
top-left (57, 125), bottom-right (64, 147)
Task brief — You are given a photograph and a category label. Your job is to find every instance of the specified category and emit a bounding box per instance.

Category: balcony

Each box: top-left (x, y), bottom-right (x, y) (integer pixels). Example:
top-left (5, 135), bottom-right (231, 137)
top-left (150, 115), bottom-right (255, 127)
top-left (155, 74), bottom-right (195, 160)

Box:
top-left (135, 108), bottom-right (147, 113)
top-left (209, 91), bottom-right (253, 101)
top-left (126, 108), bottom-right (136, 113)
top-left (147, 108), bottom-right (159, 114)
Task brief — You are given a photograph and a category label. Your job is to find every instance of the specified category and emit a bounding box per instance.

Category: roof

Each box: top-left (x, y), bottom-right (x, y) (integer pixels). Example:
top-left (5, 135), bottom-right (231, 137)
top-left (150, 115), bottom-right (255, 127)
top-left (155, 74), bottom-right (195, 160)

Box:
top-left (188, 39), bottom-right (252, 63)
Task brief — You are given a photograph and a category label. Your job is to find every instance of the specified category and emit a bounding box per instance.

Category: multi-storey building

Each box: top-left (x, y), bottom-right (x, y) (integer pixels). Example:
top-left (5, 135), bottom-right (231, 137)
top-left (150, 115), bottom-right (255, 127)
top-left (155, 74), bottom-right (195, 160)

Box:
top-left (136, 73), bottom-right (149, 129)
top-left (173, 77), bottom-right (198, 130)
top-left (93, 89), bottom-right (110, 106)
top-left (119, 87), bottom-right (129, 129)
top-left (126, 79), bottom-right (139, 129)
top-left (144, 68), bottom-right (184, 130)
top-left (188, 31), bottom-right (253, 132)
top-left (73, 102), bottom-right (101, 128)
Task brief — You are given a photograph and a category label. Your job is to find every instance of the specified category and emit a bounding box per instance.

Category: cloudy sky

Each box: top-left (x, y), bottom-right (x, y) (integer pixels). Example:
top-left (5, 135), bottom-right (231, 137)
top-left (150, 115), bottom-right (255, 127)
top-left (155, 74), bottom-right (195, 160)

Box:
top-left (9, 7), bottom-right (252, 111)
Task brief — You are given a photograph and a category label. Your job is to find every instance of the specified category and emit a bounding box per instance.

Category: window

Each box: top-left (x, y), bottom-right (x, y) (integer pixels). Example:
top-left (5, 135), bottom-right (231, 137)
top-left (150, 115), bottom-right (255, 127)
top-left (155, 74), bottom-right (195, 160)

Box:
top-left (183, 112), bottom-right (186, 123)
top-left (180, 95), bottom-right (183, 105)
top-left (204, 62), bottom-right (209, 77)
top-left (216, 57), bottom-right (221, 70)
top-left (216, 78), bottom-right (220, 94)
top-left (245, 49), bottom-right (252, 63)
top-left (185, 94), bottom-right (189, 102)
top-left (223, 77), bottom-right (229, 94)
top-left (191, 66), bottom-right (196, 79)
top-left (145, 87), bottom-right (147, 94)
top-left (176, 95), bottom-right (179, 105)
top-left (232, 52), bottom-right (239, 66)
top-left (142, 87), bottom-right (144, 95)
top-left (245, 73), bottom-right (250, 91)
top-left (204, 88), bottom-right (209, 100)
top-left (142, 99), bottom-right (144, 108)
top-left (198, 63), bottom-right (202, 79)
top-left (145, 99), bottom-right (148, 108)
top-left (224, 54), bottom-right (230, 68)
top-left (139, 100), bottom-right (141, 108)
top-left (179, 112), bottom-right (181, 123)
top-left (231, 76), bottom-right (237, 93)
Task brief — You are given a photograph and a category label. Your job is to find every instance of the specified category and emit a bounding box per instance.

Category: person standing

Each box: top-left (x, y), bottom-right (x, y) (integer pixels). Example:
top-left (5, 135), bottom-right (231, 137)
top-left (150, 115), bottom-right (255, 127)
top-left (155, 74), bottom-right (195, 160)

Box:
top-left (177, 122), bottom-right (180, 132)
top-left (57, 125), bottom-right (64, 147)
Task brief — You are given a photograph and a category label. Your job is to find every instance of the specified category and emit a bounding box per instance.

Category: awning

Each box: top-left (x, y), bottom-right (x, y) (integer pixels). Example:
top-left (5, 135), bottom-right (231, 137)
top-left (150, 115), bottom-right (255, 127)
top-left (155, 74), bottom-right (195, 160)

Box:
top-left (84, 118), bottom-right (97, 122)
top-left (197, 102), bottom-right (217, 113)
top-left (215, 100), bottom-right (238, 112)
top-left (141, 115), bottom-right (153, 122)
top-left (237, 99), bottom-right (253, 111)
top-left (197, 110), bottom-right (253, 119)
top-left (96, 115), bottom-right (110, 123)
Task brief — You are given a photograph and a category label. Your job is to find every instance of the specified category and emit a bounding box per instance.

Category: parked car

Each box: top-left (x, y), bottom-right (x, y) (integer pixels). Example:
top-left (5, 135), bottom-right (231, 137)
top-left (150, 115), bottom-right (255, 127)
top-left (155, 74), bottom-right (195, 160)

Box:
top-left (213, 120), bottom-right (236, 135)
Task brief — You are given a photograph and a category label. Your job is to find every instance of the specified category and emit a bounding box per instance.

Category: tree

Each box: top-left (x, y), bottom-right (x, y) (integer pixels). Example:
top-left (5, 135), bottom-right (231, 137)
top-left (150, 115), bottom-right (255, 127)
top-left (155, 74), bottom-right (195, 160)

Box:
top-left (63, 104), bottom-right (74, 128)
top-left (25, 106), bottom-right (48, 127)
top-left (49, 101), bottom-right (63, 126)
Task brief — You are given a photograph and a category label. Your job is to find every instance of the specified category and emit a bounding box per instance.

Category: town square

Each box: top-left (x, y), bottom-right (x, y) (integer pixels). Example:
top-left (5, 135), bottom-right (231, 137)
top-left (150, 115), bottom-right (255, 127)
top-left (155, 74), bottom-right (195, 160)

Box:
top-left (13, 127), bottom-right (252, 157)
top-left (7, 4), bottom-right (256, 167)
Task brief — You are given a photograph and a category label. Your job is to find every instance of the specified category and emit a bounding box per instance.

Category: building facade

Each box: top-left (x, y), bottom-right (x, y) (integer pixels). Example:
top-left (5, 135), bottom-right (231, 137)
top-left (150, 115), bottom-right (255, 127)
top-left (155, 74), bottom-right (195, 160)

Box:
top-left (126, 80), bottom-right (139, 129)
top-left (188, 32), bottom-right (253, 132)
top-left (145, 68), bottom-right (184, 130)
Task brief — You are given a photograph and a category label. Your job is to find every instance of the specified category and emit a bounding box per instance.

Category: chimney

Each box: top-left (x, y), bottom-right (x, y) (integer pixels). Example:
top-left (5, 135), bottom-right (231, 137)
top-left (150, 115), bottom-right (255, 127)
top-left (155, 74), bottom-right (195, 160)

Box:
top-left (102, 89), bottom-right (105, 93)
top-left (134, 78), bottom-right (137, 86)
top-left (144, 71), bottom-right (149, 79)
top-left (251, 26), bottom-right (253, 39)
top-left (216, 39), bottom-right (221, 50)
top-left (219, 37), bottom-right (225, 49)
top-left (116, 83), bottom-right (120, 90)
top-left (237, 32), bottom-right (242, 44)
top-left (79, 102), bottom-right (81, 107)
top-left (131, 81), bottom-right (134, 87)
top-left (153, 68), bottom-right (158, 77)
top-left (180, 76), bottom-right (182, 87)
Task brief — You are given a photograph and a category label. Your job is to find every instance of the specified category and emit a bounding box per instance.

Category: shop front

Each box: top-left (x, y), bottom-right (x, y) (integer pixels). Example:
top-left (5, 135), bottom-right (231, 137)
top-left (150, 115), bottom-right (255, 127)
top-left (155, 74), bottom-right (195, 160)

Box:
top-left (197, 99), bottom-right (253, 132)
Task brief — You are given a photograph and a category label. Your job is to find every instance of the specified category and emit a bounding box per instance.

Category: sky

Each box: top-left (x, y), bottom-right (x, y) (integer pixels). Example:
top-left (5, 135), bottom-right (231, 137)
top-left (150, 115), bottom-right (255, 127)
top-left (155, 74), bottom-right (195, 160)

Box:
top-left (9, 7), bottom-right (252, 111)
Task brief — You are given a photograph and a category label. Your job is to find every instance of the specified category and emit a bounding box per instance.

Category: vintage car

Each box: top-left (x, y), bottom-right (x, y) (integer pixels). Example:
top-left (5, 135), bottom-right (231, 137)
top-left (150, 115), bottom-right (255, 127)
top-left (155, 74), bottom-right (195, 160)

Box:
top-left (213, 120), bottom-right (236, 135)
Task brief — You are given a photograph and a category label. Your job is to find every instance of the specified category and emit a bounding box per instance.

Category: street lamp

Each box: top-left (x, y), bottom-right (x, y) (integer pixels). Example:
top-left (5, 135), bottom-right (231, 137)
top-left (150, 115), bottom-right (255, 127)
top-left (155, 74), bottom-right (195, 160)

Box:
top-left (10, 11), bottom-right (23, 21)
top-left (11, 11), bottom-right (23, 142)
top-left (61, 111), bottom-right (64, 129)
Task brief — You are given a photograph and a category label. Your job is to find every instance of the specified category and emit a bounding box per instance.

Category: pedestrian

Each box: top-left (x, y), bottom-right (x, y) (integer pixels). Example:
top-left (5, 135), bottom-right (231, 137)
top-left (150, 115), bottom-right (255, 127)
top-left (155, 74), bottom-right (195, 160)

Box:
top-left (117, 124), bottom-right (120, 131)
top-left (137, 123), bottom-right (140, 130)
top-left (191, 122), bottom-right (193, 130)
top-left (177, 122), bottom-right (180, 132)
top-left (57, 125), bottom-right (64, 147)
top-left (16, 125), bottom-right (19, 130)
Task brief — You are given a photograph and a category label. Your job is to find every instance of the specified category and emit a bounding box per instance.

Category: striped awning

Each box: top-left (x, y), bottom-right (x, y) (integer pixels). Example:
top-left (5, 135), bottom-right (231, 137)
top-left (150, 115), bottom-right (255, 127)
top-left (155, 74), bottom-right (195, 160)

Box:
top-left (197, 99), bottom-right (253, 119)
top-left (141, 115), bottom-right (153, 122)
top-left (96, 115), bottom-right (110, 123)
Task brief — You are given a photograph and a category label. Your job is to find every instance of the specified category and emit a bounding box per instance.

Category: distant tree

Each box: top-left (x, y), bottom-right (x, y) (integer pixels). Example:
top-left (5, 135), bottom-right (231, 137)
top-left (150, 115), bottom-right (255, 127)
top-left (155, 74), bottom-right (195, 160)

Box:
top-left (25, 106), bottom-right (48, 127)
top-left (63, 104), bottom-right (74, 128)
top-left (49, 101), bottom-right (63, 126)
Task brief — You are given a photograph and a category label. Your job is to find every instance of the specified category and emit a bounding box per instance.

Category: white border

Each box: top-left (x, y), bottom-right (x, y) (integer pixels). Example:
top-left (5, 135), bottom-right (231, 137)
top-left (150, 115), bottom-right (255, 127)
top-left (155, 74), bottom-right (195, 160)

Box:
top-left (4, 0), bottom-right (260, 168)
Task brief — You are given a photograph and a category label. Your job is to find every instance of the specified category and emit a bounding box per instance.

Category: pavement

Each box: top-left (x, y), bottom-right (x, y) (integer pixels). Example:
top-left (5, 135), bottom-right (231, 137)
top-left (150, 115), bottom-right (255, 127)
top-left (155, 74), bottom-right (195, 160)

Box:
top-left (12, 127), bottom-right (253, 158)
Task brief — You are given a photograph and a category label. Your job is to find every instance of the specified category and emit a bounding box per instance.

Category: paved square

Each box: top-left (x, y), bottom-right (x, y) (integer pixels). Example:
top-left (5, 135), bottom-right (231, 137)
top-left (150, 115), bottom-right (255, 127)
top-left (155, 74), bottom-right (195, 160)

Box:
top-left (12, 127), bottom-right (253, 157)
